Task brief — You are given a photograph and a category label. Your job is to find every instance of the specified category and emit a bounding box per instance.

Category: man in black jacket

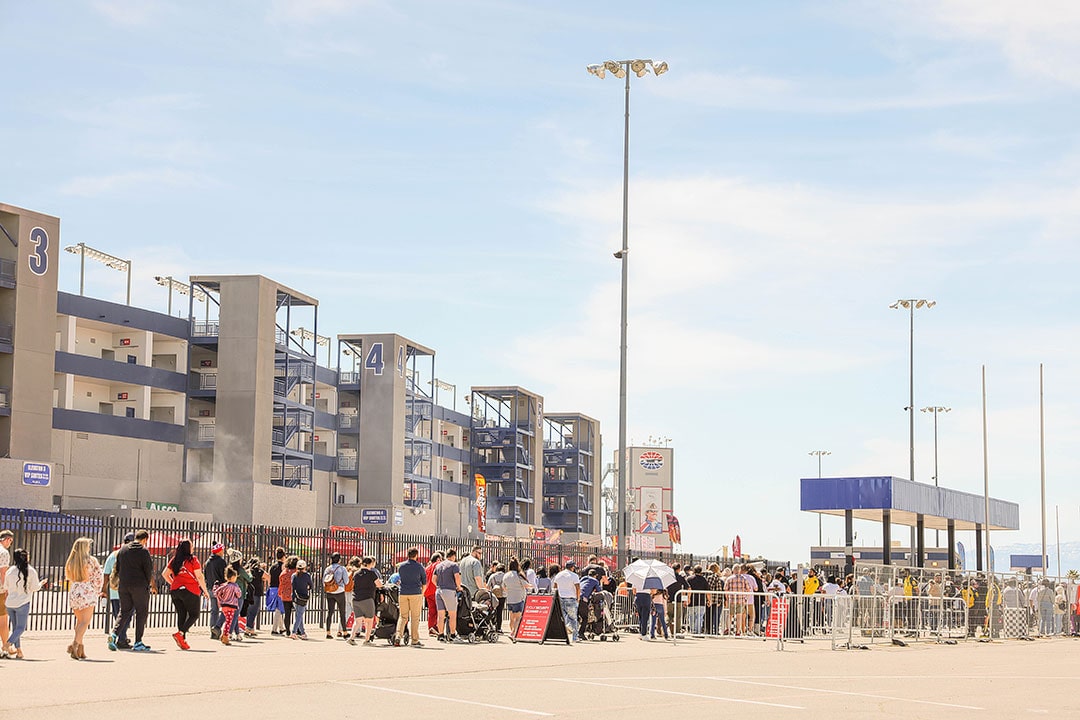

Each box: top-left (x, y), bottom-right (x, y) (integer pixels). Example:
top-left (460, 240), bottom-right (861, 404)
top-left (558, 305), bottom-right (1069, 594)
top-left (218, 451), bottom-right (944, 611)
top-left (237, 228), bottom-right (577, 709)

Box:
top-left (204, 542), bottom-right (227, 639)
top-left (109, 529), bottom-right (155, 652)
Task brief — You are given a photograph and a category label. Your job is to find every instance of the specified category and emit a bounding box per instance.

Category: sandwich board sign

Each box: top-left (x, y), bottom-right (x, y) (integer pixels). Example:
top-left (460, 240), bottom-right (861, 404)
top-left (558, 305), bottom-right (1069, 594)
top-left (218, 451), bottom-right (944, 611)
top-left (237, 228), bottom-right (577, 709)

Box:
top-left (512, 595), bottom-right (569, 645)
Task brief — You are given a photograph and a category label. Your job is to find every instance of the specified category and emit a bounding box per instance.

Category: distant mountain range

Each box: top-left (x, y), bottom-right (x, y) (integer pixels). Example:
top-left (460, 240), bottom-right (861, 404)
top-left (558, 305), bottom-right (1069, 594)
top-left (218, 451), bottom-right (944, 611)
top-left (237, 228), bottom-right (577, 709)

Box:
top-left (960, 541), bottom-right (1080, 576)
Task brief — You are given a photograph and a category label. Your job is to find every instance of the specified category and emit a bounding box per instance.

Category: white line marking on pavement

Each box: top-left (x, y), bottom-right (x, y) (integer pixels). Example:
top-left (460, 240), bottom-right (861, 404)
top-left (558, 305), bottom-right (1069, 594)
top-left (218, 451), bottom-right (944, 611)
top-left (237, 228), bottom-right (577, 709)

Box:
top-left (555, 678), bottom-right (804, 709)
top-left (334, 682), bottom-right (553, 716)
top-left (707, 677), bottom-right (983, 710)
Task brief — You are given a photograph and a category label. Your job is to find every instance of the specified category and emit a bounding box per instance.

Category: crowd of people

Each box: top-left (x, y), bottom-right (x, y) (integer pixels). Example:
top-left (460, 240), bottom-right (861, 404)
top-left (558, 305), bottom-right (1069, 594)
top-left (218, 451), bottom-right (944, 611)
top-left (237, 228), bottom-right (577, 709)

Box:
top-left (0, 531), bottom-right (635, 658)
top-left (2, 529), bottom-right (1078, 660)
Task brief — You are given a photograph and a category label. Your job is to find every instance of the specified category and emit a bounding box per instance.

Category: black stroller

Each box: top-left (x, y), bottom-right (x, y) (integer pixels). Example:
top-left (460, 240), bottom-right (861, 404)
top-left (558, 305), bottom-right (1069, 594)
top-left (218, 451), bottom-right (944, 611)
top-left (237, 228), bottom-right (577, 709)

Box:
top-left (471, 589), bottom-right (501, 643)
top-left (373, 585), bottom-right (401, 644)
top-left (440, 589), bottom-right (477, 642)
top-left (581, 590), bottom-right (620, 641)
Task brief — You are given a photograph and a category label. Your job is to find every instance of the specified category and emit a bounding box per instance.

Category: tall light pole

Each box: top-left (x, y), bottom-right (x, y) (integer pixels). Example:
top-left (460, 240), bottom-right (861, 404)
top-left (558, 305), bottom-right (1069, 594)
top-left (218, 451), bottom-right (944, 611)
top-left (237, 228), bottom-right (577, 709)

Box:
top-left (587, 57), bottom-right (668, 566)
top-left (890, 298), bottom-right (934, 565)
top-left (920, 405), bottom-right (950, 547)
top-left (65, 242), bottom-right (132, 304)
top-left (889, 299), bottom-right (936, 484)
top-left (809, 450), bottom-right (831, 546)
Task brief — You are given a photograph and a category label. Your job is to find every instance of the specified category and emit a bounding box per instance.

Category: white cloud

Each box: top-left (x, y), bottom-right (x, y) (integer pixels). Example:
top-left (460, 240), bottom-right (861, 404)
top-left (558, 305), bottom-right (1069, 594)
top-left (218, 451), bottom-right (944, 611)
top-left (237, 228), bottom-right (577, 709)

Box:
top-left (59, 168), bottom-right (216, 197)
top-left (266, 0), bottom-right (376, 25)
top-left (891, 0), bottom-right (1080, 88)
top-left (90, 0), bottom-right (169, 27)
top-left (651, 68), bottom-right (1010, 113)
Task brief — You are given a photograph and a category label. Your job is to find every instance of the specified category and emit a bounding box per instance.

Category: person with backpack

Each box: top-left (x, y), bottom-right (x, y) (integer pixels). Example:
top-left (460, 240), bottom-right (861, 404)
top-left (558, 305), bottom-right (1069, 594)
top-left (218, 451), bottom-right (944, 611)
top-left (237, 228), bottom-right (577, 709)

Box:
top-left (322, 552), bottom-right (349, 640)
top-left (213, 567), bottom-right (242, 646)
top-left (486, 561), bottom-right (507, 633)
top-left (204, 542), bottom-right (227, 640)
top-left (290, 559), bottom-right (312, 640)
top-left (109, 529), bottom-right (155, 653)
top-left (243, 556), bottom-right (265, 637)
top-left (99, 533), bottom-right (131, 639)
top-left (225, 548), bottom-right (251, 642)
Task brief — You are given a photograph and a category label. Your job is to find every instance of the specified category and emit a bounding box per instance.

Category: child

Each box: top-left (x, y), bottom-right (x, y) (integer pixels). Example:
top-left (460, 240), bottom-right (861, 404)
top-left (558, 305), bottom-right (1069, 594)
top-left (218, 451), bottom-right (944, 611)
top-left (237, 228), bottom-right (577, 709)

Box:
top-left (213, 567), bottom-right (242, 646)
top-left (650, 587), bottom-right (669, 640)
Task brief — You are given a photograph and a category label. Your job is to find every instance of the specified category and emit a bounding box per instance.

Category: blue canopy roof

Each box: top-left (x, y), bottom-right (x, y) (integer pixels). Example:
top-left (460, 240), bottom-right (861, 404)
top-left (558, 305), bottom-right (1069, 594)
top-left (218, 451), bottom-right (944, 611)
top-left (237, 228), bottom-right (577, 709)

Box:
top-left (800, 476), bottom-right (1019, 531)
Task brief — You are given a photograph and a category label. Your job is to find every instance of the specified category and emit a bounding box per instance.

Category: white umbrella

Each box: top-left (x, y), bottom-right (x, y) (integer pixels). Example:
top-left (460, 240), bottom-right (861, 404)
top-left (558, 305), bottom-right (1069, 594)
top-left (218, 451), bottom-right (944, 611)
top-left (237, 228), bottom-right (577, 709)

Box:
top-left (623, 559), bottom-right (676, 591)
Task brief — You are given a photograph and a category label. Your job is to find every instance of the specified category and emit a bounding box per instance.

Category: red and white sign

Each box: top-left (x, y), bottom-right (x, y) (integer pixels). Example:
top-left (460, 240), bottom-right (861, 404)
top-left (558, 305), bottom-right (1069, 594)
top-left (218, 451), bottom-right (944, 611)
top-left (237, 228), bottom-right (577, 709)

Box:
top-left (513, 595), bottom-right (565, 644)
top-left (474, 474), bottom-right (487, 534)
top-left (119, 338), bottom-right (131, 346)
top-left (117, 392), bottom-right (129, 401)
top-left (313, 435), bottom-right (319, 442)
top-left (765, 596), bottom-right (788, 638)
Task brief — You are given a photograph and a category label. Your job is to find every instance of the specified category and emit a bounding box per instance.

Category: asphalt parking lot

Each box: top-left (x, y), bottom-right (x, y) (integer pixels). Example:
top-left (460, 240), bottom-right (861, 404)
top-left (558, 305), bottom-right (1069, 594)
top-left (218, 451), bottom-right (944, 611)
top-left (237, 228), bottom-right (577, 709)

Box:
top-left (6, 629), bottom-right (1079, 719)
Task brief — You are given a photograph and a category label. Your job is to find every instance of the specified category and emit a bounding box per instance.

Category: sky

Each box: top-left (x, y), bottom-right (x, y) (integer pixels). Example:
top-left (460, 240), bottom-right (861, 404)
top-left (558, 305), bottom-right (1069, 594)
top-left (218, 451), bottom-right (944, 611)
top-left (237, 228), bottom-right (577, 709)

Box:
top-left (3, 1), bottom-right (1080, 565)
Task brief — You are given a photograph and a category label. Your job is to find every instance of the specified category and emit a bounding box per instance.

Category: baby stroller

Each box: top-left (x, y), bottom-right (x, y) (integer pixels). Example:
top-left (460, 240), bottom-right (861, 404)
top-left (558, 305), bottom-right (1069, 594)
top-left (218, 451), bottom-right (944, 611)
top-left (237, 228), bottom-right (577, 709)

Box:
top-left (471, 589), bottom-right (501, 643)
top-left (373, 585), bottom-right (401, 644)
top-left (581, 590), bottom-right (620, 641)
top-left (445, 589), bottom-right (477, 642)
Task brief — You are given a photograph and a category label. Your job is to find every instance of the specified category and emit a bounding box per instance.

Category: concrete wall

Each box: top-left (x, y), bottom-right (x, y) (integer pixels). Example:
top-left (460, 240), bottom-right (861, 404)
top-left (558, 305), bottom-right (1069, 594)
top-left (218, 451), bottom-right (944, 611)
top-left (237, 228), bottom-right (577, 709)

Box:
top-left (0, 458), bottom-right (55, 511)
top-left (51, 429), bottom-right (183, 511)
top-left (354, 333), bottom-right (408, 506)
top-left (2, 205), bottom-right (60, 462)
top-left (210, 276), bottom-right (277, 520)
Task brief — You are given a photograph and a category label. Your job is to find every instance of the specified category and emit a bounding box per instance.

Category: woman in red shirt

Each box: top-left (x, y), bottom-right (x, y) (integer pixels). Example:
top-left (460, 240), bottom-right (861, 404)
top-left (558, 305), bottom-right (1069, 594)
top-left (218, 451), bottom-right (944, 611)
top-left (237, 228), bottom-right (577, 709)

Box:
top-left (161, 539), bottom-right (210, 650)
top-left (424, 552), bottom-right (444, 637)
top-left (279, 556), bottom-right (298, 634)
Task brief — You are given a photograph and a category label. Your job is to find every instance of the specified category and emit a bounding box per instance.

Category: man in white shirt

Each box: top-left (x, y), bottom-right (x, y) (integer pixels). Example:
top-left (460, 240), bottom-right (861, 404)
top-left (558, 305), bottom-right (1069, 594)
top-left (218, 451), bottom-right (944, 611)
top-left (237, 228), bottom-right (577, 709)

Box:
top-left (552, 561), bottom-right (582, 643)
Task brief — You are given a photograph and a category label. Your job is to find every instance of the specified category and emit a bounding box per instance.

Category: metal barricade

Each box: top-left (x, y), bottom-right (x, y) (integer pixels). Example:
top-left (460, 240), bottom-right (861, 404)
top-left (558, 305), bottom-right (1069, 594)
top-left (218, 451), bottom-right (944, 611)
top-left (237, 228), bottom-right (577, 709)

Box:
top-left (673, 590), bottom-right (784, 650)
top-left (779, 592), bottom-right (853, 650)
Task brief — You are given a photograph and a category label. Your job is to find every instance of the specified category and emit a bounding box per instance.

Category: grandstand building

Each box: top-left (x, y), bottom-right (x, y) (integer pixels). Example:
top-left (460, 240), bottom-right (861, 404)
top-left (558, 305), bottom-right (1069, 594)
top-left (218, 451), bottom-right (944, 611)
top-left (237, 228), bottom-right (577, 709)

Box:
top-left (0, 202), bottom-right (600, 539)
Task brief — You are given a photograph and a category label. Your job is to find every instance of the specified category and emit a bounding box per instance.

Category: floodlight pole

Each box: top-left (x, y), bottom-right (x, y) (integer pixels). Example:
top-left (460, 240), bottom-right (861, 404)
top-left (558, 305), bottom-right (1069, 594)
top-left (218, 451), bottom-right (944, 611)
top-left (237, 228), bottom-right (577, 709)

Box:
top-left (616, 63), bottom-right (631, 568)
top-left (588, 58), bottom-right (667, 567)
top-left (78, 243), bottom-right (85, 296)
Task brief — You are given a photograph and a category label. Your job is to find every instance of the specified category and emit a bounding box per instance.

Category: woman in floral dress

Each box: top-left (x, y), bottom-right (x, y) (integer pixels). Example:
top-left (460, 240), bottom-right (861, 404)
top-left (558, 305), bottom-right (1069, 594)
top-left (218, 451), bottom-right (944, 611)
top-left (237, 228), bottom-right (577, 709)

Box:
top-left (64, 537), bottom-right (103, 660)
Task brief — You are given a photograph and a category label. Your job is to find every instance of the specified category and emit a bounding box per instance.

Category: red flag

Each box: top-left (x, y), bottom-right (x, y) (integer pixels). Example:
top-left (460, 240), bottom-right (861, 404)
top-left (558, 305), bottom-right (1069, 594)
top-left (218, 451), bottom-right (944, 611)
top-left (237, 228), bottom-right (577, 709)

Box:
top-left (666, 514), bottom-right (682, 545)
top-left (732, 535), bottom-right (741, 559)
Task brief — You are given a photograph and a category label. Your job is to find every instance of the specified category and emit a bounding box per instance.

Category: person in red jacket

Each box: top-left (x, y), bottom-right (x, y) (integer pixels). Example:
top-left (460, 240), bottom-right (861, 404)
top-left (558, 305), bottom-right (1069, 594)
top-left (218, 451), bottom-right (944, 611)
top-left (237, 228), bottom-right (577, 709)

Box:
top-left (424, 551), bottom-right (443, 637)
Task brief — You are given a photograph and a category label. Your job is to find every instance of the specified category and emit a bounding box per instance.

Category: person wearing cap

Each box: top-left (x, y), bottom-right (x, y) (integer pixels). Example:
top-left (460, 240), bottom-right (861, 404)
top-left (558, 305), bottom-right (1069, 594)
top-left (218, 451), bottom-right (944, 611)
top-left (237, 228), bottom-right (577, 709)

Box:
top-left (204, 542), bottom-right (227, 639)
top-left (100, 533), bottom-right (132, 644)
top-left (551, 561), bottom-right (581, 643)
top-left (290, 559), bottom-right (313, 639)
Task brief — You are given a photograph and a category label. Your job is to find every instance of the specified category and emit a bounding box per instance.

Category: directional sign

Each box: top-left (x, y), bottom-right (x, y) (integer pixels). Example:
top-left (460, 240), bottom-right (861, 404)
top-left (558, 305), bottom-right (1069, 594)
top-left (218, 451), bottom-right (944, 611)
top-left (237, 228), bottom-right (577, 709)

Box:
top-left (22, 462), bottom-right (50, 486)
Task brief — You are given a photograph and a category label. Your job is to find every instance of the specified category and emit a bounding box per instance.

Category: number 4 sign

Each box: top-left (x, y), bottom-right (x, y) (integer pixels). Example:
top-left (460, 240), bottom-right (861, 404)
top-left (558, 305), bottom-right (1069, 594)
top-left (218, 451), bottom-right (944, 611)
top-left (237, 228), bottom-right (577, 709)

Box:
top-left (364, 342), bottom-right (384, 375)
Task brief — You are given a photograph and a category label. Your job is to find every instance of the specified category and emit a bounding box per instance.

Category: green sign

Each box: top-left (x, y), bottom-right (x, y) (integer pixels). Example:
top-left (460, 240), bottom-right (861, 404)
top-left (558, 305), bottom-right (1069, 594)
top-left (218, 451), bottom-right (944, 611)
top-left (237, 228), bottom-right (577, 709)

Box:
top-left (145, 501), bottom-right (179, 512)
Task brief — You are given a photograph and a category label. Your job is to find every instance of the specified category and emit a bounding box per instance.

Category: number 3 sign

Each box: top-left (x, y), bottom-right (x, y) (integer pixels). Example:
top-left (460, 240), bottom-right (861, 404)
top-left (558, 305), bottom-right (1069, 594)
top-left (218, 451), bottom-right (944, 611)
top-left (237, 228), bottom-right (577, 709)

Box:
top-left (28, 227), bottom-right (49, 276)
